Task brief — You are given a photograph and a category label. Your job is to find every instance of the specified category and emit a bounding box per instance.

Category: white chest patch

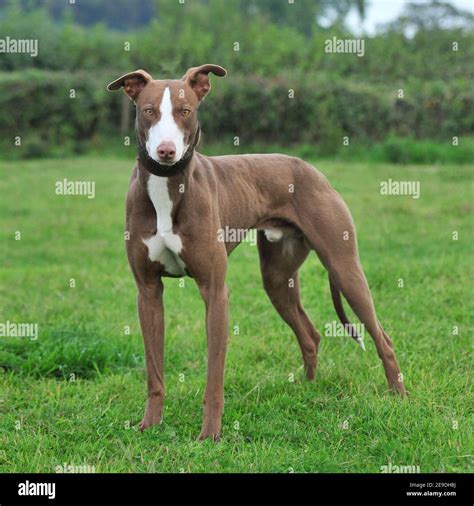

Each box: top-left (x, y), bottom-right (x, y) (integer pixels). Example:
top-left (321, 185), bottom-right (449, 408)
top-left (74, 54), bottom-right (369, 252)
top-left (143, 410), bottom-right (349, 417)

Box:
top-left (142, 175), bottom-right (186, 276)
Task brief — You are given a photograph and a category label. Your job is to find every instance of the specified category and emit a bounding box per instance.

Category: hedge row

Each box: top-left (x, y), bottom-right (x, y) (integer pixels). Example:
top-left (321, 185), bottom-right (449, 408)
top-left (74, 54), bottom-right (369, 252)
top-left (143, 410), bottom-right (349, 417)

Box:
top-left (0, 70), bottom-right (473, 158)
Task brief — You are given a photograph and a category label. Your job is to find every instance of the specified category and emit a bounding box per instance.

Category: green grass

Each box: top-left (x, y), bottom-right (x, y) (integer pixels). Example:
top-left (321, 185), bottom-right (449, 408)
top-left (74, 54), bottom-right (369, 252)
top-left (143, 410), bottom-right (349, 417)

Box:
top-left (0, 156), bottom-right (472, 473)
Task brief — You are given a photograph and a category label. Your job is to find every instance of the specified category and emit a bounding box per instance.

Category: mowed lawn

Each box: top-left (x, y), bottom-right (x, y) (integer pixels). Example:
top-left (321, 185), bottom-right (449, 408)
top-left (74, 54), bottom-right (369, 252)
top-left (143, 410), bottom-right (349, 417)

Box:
top-left (0, 156), bottom-right (472, 473)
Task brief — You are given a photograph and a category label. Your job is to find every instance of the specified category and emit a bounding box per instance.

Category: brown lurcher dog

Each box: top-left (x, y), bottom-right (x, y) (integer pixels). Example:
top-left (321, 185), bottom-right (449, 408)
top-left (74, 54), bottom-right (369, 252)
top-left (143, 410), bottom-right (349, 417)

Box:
top-left (107, 64), bottom-right (406, 441)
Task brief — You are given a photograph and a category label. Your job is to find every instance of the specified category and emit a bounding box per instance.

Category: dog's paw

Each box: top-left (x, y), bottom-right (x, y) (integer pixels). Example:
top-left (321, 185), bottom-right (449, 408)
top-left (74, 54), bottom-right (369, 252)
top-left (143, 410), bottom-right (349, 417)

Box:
top-left (139, 411), bottom-right (163, 431)
top-left (388, 380), bottom-right (407, 397)
top-left (197, 429), bottom-right (221, 442)
top-left (197, 419), bottom-right (222, 442)
top-left (305, 364), bottom-right (315, 381)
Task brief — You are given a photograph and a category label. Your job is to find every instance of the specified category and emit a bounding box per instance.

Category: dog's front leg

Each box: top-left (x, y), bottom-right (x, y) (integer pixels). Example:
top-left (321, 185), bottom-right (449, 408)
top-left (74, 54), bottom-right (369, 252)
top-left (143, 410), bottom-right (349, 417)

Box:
top-left (197, 281), bottom-right (229, 441)
top-left (137, 279), bottom-right (165, 431)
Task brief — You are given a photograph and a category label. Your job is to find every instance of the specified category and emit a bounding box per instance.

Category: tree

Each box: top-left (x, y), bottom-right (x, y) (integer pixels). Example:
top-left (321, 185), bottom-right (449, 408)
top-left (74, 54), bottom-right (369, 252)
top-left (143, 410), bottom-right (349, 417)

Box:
top-left (387, 0), bottom-right (474, 33)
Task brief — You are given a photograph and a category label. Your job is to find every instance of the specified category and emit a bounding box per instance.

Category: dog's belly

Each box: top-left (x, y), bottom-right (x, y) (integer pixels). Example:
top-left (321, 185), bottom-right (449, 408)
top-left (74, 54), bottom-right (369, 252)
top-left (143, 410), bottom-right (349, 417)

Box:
top-left (142, 174), bottom-right (187, 276)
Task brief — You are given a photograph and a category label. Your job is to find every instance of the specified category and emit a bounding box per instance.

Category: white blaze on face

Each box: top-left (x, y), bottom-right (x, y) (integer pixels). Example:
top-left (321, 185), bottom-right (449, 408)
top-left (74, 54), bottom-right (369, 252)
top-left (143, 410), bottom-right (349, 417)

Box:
top-left (145, 86), bottom-right (187, 163)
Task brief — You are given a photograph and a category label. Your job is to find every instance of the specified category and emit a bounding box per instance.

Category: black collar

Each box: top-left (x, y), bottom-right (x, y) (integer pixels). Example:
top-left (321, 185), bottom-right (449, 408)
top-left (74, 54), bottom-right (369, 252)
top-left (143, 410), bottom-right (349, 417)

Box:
top-left (137, 125), bottom-right (200, 178)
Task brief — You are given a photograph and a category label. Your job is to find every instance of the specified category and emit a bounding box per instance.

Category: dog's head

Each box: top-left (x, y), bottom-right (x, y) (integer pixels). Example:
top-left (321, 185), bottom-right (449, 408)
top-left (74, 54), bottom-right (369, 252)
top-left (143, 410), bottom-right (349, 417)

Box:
top-left (107, 65), bottom-right (226, 167)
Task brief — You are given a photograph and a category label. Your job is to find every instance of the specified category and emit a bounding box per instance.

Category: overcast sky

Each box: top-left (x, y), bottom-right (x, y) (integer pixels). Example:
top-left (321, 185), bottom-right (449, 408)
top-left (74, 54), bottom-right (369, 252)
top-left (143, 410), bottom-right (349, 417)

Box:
top-left (344, 0), bottom-right (474, 34)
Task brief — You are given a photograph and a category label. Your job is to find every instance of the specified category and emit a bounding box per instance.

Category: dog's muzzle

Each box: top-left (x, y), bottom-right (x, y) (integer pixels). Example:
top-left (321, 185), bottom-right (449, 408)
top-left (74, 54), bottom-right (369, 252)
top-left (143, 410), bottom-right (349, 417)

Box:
top-left (137, 126), bottom-right (200, 178)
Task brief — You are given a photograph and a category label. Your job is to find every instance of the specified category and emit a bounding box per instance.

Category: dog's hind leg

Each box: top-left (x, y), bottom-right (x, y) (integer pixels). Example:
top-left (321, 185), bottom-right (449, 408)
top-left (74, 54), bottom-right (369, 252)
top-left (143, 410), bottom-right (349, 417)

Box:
top-left (327, 271), bottom-right (405, 395)
top-left (257, 232), bottom-right (321, 380)
top-left (297, 187), bottom-right (406, 394)
top-left (328, 262), bottom-right (406, 394)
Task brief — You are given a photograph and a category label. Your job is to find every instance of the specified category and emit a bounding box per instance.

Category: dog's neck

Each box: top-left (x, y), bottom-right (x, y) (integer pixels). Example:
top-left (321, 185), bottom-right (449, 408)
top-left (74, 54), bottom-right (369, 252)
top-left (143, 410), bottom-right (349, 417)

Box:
top-left (137, 125), bottom-right (201, 178)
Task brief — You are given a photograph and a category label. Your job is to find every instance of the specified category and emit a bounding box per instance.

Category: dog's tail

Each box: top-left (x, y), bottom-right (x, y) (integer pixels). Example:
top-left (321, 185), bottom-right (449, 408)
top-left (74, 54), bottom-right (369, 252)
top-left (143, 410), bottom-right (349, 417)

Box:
top-left (329, 276), bottom-right (365, 351)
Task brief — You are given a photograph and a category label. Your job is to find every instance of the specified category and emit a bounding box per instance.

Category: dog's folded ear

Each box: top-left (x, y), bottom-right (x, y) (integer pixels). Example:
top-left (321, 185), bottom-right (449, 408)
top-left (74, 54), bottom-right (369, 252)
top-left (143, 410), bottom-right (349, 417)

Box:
top-left (182, 64), bottom-right (227, 102)
top-left (107, 69), bottom-right (152, 101)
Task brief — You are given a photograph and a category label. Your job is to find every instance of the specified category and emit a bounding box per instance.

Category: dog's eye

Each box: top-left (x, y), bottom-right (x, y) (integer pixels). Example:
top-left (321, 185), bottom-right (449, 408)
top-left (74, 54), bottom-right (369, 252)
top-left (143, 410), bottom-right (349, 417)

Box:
top-left (181, 109), bottom-right (191, 117)
top-left (144, 108), bottom-right (154, 115)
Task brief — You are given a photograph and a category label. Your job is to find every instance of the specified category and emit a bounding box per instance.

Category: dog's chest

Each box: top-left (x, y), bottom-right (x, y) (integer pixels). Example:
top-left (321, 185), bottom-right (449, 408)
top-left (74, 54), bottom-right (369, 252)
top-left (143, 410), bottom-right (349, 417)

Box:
top-left (142, 175), bottom-right (186, 276)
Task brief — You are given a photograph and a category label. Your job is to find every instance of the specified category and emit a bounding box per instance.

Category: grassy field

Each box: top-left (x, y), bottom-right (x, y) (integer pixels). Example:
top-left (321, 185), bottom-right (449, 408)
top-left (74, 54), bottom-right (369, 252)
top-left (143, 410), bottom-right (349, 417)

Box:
top-left (0, 156), bottom-right (472, 473)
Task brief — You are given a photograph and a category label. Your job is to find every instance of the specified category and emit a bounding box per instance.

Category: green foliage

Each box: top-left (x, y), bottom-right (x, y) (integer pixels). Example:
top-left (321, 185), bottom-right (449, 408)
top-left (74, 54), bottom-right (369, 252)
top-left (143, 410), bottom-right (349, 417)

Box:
top-left (369, 136), bottom-right (470, 164)
top-left (0, 3), bottom-right (472, 159)
top-left (0, 4), bottom-right (131, 71)
top-left (199, 136), bottom-right (474, 165)
top-left (1, 4), bottom-right (473, 80)
top-left (0, 69), bottom-right (117, 158)
top-left (1, 69), bottom-right (472, 160)
top-left (0, 0), bottom-right (366, 32)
